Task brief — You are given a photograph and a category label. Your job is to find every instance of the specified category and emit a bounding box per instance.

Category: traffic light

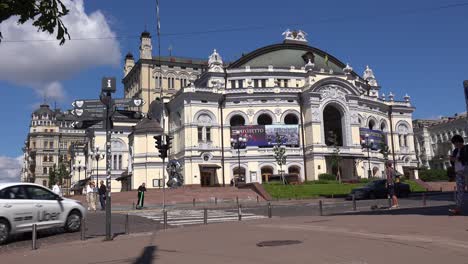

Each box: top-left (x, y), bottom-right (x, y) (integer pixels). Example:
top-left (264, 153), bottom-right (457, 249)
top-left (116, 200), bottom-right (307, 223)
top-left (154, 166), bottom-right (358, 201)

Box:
top-left (158, 145), bottom-right (168, 159)
top-left (154, 135), bottom-right (162, 149)
top-left (166, 136), bottom-right (173, 150)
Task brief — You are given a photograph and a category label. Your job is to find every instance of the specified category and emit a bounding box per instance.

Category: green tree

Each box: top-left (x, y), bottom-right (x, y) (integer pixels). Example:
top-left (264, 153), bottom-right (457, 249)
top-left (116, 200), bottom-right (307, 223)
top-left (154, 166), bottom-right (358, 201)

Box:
top-left (0, 0), bottom-right (70, 45)
top-left (273, 133), bottom-right (287, 185)
top-left (48, 164), bottom-right (57, 188)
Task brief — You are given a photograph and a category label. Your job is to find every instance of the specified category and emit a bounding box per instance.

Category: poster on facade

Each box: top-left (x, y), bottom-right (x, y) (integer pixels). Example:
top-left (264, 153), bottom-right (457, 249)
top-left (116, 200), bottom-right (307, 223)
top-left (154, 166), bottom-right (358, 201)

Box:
top-left (231, 125), bottom-right (267, 146)
top-left (359, 128), bottom-right (386, 150)
top-left (265, 125), bottom-right (299, 146)
top-left (230, 125), bottom-right (299, 147)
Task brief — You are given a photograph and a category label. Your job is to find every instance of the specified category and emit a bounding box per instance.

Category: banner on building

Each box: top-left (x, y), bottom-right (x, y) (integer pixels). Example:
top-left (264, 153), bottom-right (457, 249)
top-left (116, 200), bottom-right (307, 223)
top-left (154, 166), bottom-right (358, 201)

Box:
top-left (231, 125), bottom-right (299, 147)
top-left (359, 128), bottom-right (387, 150)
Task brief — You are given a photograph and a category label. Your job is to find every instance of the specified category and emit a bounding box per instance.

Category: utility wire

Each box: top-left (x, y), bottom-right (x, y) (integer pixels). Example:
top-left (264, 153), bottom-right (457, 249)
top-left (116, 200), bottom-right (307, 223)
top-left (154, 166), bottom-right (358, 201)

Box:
top-left (1, 2), bottom-right (467, 43)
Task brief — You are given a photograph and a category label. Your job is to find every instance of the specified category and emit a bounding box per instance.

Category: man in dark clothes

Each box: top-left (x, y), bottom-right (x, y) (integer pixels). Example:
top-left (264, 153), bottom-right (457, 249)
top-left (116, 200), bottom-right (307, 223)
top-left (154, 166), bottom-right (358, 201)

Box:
top-left (98, 181), bottom-right (107, 210)
top-left (137, 183), bottom-right (147, 209)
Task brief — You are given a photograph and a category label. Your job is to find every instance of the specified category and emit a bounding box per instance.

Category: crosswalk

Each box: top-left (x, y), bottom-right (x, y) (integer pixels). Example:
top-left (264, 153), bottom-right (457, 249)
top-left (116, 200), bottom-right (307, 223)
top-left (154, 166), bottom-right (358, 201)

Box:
top-left (130, 209), bottom-right (266, 226)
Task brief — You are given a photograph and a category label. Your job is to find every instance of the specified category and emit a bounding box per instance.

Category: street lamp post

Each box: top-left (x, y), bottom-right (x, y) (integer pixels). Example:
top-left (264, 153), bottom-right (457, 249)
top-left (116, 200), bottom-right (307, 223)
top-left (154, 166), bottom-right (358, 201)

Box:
top-left (361, 133), bottom-right (374, 179)
top-left (91, 147), bottom-right (105, 186)
top-left (73, 160), bottom-right (86, 194)
top-left (230, 131), bottom-right (247, 186)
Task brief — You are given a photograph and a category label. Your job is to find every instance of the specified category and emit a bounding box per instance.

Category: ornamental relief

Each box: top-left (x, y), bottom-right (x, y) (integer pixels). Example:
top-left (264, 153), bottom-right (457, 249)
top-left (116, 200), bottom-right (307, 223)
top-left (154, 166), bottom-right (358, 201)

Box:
top-left (319, 85), bottom-right (347, 102)
top-left (311, 108), bottom-right (321, 122)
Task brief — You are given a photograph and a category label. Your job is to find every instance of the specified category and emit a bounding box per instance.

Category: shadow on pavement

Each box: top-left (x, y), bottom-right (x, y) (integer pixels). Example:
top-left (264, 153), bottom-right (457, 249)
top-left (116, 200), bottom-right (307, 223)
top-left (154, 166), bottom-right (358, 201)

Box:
top-left (133, 245), bottom-right (158, 264)
top-left (332, 204), bottom-right (468, 216)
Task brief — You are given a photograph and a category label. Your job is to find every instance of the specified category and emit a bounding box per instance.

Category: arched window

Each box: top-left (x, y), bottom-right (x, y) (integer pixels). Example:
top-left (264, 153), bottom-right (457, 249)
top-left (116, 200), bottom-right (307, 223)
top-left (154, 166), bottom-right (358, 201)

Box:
top-left (397, 123), bottom-right (410, 148)
top-left (368, 119), bottom-right (375, 130)
top-left (380, 122), bottom-right (386, 131)
top-left (197, 114), bottom-right (213, 142)
top-left (323, 105), bottom-right (343, 146)
top-left (288, 166), bottom-right (300, 177)
top-left (284, 113), bottom-right (299, 125)
top-left (230, 115), bottom-right (245, 126)
top-left (257, 113), bottom-right (273, 125)
top-left (261, 166), bottom-right (274, 183)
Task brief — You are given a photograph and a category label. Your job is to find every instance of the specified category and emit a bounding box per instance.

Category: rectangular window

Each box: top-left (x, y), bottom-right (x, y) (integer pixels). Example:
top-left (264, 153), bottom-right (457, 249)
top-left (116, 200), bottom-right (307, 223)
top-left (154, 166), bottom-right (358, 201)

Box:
top-left (180, 79), bottom-right (183, 88)
top-left (404, 135), bottom-right (408, 147)
top-left (50, 142), bottom-right (54, 148)
top-left (32, 142), bottom-right (36, 149)
top-left (48, 156), bottom-right (53, 162)
top-left (118, 155), bottom-right (122, 170)
top-left (238, 80), bottom-right (243, 88)
top-left (198, 127), bottom-right (203, 141)
top-left (44, 141), bottom-right (48, 148)
top-left (230, 80), bottom-right (236, 88)
top-left (254, 79), bottom-right (259, 88)
top-left (283, 79), bottom-right (289, 87)
top-left (261, 79), bottom-right (266, 87)
top-left (43, 156), bottom-right (47, 162)
top-left (113, 155), bottom-right (117, 170)
top-left (206, 127), bottom-right (211, 142)
top-left (43, 167), bottom-right (47, 174)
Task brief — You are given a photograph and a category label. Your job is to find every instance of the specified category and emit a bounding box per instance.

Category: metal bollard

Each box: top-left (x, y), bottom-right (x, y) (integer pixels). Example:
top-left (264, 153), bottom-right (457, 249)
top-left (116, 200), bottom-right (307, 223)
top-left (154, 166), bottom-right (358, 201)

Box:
top-left (203, 208), bottom-right (208, 225)
top-left (132, 202), bottom-right (135, 210)
top-left (163, 209), bottom-right (168, 230)
top-left (125, 213), bottom-right (129, 234)
top-left (80, 217), bottom-right (86, 241)
top-left (440, 187), bottom-right (443, 192)
top-left (257, 196), bottom-right (259, 203)
top-left (423, 193), bottom-right (427, 206)
top-left (267, 202), bottom-right (272, 218)
top-left (236, 196), bottom-right (239, 205)
top-left (331, 193), bottom-right (334, 199)
top-left (32, 224), bottom-right (37, 250)
top-left (238, 204), bottom-right (242, 221)
top-left (319, 200), bottom-right (323, 216)
top-left (193, 198), bottom-right (196, 207)
top-left (387, 196), bottom-right (392, 208)
top-left (352, 194), bottom-right (357, 211)
top-left (215, 197), bottom-right (217, 205)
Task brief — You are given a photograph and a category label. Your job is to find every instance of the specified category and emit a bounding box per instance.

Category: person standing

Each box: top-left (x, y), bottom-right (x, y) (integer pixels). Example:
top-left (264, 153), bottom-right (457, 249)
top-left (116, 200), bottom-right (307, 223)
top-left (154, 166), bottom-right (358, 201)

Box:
top-left (385, 161), bottom-right (399, 209)
top-left (52, 182), bottom-right (62, 196)
top-left (98, 180), bottom-right (107, 210)
top-left (449, 135), bottom-right (467, 215)
top-left (137, 183), bottom-right (146, 209)
top-left (86, 181), bottom-right (97, 211)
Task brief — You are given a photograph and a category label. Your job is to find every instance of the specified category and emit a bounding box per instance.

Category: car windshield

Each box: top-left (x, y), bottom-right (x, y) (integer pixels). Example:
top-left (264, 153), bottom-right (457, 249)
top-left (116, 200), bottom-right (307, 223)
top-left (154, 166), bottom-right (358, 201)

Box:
top-left (366, 180), bottom-right (385, 187)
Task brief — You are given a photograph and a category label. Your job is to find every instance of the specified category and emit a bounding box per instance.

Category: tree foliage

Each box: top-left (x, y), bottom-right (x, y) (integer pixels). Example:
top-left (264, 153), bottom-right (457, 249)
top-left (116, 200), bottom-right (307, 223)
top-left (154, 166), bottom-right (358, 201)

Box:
top-left (0, 0), bottom-right (70, 45)
top-left (273, 133), bottom-right (287, 184)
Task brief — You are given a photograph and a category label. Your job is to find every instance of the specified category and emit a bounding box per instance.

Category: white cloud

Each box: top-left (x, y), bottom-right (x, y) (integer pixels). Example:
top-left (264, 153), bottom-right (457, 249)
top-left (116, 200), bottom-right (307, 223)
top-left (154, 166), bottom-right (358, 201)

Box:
top-left (0, 156), bottom-right (23, 183)
top-left (0, 0), bottom-right (121, 102)
top-left (34, 81), bottom-right (67, 102)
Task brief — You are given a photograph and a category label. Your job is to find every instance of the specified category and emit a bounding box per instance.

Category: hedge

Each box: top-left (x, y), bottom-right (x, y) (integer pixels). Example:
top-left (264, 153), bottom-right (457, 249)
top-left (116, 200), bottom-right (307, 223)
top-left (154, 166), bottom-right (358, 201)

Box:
top-left (419, 169), bottom-right (448, 182)
top-left (318, 173), bottom-right (336, 181)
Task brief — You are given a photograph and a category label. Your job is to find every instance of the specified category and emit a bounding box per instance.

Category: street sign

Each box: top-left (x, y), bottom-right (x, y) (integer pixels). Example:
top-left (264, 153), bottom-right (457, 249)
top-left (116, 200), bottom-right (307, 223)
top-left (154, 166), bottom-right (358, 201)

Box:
top-left (102, 77), bottom-right (116, 93)
top-left (114, 98), bottom-right (145, 108)
top-left (71, 108), bottom-right (105, 119)
top-left (72, 99), bottom-right (104, 109)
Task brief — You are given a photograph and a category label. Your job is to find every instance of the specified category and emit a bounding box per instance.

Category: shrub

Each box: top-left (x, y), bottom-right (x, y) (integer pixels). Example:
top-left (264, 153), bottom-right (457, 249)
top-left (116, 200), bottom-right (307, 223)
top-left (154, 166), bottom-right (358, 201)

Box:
top-left (306, 180), bottom-right (338, 184)
top-left (419, 169), bottom-right (448, 182)
top-left (318, 173), bottom-right (336, 181)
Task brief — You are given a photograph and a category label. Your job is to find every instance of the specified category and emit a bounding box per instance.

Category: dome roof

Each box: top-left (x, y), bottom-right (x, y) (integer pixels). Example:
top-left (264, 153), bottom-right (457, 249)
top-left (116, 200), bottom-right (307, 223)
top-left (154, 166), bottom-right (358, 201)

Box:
top-left (33, 104), bottom-right (54, 118)
top-left (133, 118), bottom-right (163, 134)
top-left (228, 43), bottom-right (361, 79)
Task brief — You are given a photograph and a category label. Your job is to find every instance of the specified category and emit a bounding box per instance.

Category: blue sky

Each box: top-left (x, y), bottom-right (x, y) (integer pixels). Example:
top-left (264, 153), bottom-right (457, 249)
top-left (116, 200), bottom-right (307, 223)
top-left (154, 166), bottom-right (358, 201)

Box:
top-left (0, 0), bottom-right (467, 160)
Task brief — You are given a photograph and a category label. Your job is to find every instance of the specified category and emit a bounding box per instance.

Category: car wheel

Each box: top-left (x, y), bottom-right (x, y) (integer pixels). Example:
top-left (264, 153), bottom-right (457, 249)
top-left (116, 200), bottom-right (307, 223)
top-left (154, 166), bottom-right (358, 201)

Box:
top-left (369, 193), bottom-right (376, 200)
top-left (65, 210), bottom-right (82, 233)
top-left (0, 219), bottom-right (10, 245)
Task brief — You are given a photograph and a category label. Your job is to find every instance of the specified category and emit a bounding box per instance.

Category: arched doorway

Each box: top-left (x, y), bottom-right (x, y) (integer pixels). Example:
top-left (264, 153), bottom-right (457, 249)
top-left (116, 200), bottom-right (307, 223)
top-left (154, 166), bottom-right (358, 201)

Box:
top-left (261, 166), bottom-right (274, 182)
top-left (323, 104), bottom-right (343, 146)
top-left (288, 166), bottom-right (301, 182)
top-left (233, 167), bottom-right (246, 184)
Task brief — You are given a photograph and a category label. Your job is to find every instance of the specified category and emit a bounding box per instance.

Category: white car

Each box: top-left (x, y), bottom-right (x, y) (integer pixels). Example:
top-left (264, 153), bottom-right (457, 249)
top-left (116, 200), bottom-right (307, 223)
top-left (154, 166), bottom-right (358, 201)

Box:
top-left (0, 183), bottom-right (86, 244)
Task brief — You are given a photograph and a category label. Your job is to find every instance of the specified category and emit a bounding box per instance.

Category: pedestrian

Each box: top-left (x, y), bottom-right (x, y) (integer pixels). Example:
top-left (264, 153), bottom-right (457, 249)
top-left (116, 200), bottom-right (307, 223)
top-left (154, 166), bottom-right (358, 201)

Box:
top-left (52, 181), bottom-right (62, 196)
top-left (449, 134), bottom-right (467, 215)
top-left (99, 180), bottom-right (107, 210)
top-left (86, 181), bottom-right (96, 211)
top-left (385, 160), bottom-right (399, 209)
top-left (137, 183), bottom-right (146, 209)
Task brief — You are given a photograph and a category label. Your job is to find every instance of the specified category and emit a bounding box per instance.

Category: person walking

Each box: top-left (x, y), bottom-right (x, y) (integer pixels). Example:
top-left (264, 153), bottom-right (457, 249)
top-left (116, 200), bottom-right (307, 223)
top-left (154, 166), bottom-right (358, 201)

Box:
top-left (137, 183), bottom-right (146, 209)
top-left (385, 160), bottom-right (399, 209)
top-left (98, 180), bottom-right (107, 210)
top-left (449, 135), bottom-right (467, 215)
top-left (86, 181), bottom-right (97, 211)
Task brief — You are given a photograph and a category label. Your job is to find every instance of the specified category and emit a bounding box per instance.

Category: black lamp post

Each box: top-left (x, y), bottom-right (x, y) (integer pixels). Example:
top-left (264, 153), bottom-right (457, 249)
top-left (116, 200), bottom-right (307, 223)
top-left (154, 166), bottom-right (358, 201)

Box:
top-left (91, 147), bottom-right (105, 186)
top-left (73, 160), bottom-right (86, 181)
top-left (361, 133), bottom-right (374, 179)
top-left (230, 131), bottom-right (247, 186)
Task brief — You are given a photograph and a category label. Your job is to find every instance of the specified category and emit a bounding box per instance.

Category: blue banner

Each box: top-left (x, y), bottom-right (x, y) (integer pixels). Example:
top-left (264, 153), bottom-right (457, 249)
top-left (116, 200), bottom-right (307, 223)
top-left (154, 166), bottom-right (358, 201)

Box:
top-left (359, 128), bottom-right (387, 150)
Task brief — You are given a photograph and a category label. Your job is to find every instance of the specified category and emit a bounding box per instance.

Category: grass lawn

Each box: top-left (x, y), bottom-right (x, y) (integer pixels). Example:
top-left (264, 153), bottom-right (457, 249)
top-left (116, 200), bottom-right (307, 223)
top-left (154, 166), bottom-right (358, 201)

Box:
top-left (263, 180), bottom-right (427, 199)
top-left (263, 182), bottom-right (365, 199)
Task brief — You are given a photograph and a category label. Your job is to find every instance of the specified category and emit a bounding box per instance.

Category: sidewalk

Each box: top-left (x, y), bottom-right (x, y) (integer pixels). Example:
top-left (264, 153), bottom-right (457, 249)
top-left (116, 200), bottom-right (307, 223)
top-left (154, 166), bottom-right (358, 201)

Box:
top-left (3, 213), bottom-right (468, 263)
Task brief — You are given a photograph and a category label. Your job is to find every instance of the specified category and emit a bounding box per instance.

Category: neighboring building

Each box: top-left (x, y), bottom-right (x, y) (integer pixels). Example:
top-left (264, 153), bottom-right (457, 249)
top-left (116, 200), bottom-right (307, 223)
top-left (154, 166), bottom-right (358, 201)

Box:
top-left (413, 112), bottom-right (467, 170)
top-left (22, 104), bottom-right (86, 187)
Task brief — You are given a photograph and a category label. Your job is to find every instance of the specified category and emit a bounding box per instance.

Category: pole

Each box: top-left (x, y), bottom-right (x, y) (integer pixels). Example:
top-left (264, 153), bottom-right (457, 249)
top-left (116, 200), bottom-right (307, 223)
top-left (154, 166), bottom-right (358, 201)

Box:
top-left (237, 140), bottom-right (241, 185)
top-left (163, 209), bottom-right (168, 229)
top-left (319, 200), bottom-right (323, 216)
top-left (367, 144), bottom-right (371, 178)
top-left (267, 202), bottom-right (272, 218)
top-left (31, 224), bottom-right (37, 250)
top-left (203, 208), bottom-right (208, 225)
top-left (105, 91), bottom-right (112, 241)
top-left (163, 156), bottom-right (166, 210)
top-left (238, 204), bottom-right (242, 221)
top-left (125, 214), bottom-right (129, 234)
top-left (388, 105), bottom-right (397, 168)
top-left (96, 156), bottom-right (99, 189)
top-left (78, 168), bottom-right (81, 182)
top-left (352, 194), bottom-right (356, 211)
top-left (423, 193), bottom-right (426, 206)
top-left (80, 217), bottom-right (86, 240)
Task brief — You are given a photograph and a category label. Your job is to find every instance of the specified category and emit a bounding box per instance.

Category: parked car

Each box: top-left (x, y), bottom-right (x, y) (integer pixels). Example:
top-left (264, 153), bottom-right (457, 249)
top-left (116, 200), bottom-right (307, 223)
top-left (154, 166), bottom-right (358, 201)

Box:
top-left (346, 179), bottom-right (411, 200)
top-left (0, 183), bottom-right (86, 244)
